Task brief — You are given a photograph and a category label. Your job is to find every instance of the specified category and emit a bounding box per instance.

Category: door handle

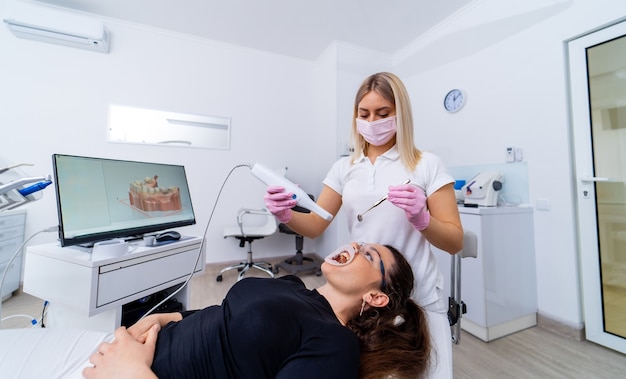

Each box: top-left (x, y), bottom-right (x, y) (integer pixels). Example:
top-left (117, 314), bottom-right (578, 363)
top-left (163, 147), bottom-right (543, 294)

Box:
top-left (580, 176), bottom-right (619, 183)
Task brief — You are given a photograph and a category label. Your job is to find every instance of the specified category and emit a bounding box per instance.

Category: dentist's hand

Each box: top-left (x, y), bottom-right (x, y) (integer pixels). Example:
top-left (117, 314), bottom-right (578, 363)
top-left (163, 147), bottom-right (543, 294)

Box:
top-left (387, 184), bottom-right (430, 231)
top-left (264, 186), bottom-right (295, 223)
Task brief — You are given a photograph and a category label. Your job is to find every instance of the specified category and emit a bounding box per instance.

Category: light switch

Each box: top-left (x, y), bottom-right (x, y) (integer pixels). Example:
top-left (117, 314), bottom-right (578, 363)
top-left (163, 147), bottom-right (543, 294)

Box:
top-left (514, 147), bottom-right (523, 162)
top-left (536, 198), bottom-right (551, 211)
top-left (506, 147), bottom-right (515, 162)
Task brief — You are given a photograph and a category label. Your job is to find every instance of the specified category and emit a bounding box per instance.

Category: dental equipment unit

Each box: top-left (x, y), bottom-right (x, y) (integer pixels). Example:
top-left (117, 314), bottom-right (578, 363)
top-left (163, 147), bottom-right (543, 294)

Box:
top-left (461, 172), bottom-right (503, 207)
top-left (0, 161), bottom-right (53, 211)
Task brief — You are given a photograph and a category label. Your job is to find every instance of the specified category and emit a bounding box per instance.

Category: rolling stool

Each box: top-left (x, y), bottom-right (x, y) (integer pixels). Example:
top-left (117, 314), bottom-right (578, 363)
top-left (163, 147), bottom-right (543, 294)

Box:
top-left (218, 208), bottom-right (277, 282)
top-left (275, 196), bottom-right (322, 276)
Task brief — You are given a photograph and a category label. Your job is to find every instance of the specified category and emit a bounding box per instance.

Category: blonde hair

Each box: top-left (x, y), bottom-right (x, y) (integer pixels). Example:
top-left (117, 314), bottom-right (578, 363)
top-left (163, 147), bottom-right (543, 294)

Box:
top-left (350, 72), bottom-right (421, 171)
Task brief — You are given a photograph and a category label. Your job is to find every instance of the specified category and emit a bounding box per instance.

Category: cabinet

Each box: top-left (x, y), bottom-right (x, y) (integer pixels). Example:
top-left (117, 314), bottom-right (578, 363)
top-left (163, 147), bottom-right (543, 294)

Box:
top-left (434, 206), bottom-right (537, 341)
top-left (0, 209), bottom-right (26, 301)
top-left (23, 236), bottom-right (205, 332)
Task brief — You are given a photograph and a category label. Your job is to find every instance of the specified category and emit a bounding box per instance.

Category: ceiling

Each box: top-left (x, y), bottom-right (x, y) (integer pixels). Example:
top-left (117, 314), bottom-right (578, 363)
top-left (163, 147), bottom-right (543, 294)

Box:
top-left (30, 0), bottom-right (474, 60)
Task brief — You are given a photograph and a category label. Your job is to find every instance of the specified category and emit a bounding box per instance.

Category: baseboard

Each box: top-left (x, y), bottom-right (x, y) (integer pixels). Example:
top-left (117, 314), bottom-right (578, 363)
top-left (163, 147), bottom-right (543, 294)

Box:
top-left (536, 312), bottom-right (586, 341)
top-left (461, 314), bottom-right (536, 342)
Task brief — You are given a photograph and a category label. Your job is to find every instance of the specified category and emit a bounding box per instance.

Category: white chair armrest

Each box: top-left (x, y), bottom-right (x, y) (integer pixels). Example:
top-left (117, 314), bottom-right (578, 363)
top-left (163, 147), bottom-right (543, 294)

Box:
top-left (460, 231), bottom-right (478, 259)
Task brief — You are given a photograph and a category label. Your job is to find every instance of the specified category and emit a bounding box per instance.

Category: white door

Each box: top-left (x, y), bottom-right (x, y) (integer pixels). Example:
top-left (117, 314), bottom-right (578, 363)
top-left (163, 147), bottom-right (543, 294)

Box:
top-left (569, 19), bottom-right (626, 354)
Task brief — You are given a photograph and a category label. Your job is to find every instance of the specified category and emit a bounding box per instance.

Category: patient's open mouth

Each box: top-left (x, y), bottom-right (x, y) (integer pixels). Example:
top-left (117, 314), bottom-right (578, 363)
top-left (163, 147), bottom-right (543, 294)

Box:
top-left (324, 245), bottom-right (355, 266)
top-left (332, 250), bottom-right (351, 264)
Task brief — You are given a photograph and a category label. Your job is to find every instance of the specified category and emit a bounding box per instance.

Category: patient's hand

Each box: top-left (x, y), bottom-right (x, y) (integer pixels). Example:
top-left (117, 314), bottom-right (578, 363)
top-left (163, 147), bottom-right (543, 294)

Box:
top-left (83, 325), bottom-right (159, 379)
top-left (128, 313), bottom-right (182, 343)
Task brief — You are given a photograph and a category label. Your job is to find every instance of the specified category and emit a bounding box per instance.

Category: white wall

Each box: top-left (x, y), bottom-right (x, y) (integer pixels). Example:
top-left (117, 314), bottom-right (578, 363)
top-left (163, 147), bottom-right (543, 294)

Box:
top-left (388, 0), bottom-right (626, 329)
top-left (0, 0), bottom-right (335, 265)
top-left (2, 0), bottom-right (625, 332)
top-left (316, 42), bottom-right (393, 255)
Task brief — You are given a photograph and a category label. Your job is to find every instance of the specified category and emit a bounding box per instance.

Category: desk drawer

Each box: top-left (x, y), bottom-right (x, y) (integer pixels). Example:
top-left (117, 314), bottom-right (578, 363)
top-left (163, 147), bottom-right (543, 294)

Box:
top-left (96, 248), bottom-right (199, 307)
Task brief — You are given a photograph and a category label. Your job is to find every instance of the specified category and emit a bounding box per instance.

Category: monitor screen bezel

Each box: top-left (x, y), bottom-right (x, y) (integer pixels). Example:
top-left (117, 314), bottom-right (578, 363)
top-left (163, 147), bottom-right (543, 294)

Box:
top-left (52, 154), bottom-right (196, 247)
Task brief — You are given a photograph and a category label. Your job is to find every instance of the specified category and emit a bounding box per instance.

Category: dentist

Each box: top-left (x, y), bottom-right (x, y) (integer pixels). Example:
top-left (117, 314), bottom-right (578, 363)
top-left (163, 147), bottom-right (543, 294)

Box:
top-left (265, 72), bottom-right (463, 379)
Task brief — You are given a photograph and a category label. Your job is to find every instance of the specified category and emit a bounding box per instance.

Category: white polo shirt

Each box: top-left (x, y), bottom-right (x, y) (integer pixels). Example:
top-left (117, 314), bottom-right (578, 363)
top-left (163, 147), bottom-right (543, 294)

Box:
top-left (323, 146), bottom-right (454, 306)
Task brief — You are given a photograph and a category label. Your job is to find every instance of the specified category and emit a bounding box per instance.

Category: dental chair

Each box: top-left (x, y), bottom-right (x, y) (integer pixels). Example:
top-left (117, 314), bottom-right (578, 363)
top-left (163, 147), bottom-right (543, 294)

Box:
top-left (217, 208), bottom-right (277, 282)
top-left (275, 194), bottom-right (322, 276)
top-left (447, 231), bottom-right (478, 344)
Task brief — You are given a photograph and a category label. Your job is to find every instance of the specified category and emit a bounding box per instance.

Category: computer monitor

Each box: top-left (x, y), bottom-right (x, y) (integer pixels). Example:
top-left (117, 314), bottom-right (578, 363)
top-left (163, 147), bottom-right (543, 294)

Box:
top-left (52, 154), bottom-right (196, 247)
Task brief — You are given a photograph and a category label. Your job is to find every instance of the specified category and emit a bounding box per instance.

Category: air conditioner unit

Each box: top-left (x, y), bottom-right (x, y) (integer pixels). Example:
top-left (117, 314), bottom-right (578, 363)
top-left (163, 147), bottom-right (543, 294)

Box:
top-left (3, 5), bottom-right (109, 53)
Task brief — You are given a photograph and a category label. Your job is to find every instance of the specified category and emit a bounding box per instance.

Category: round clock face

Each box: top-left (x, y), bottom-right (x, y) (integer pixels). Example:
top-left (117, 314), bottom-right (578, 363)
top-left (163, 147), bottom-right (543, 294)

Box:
top-left (444, 89), bottom-right (466, 113)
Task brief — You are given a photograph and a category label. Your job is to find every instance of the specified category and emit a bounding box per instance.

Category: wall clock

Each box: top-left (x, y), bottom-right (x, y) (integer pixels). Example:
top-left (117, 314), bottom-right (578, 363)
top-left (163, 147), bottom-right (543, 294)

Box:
top-left (443, 89), bottom-right (466, 113)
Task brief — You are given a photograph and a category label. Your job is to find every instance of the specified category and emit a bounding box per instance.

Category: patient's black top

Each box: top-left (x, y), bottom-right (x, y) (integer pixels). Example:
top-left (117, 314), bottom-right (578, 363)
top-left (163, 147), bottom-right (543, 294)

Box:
top-left (151, 275), bottom-right (360, 379)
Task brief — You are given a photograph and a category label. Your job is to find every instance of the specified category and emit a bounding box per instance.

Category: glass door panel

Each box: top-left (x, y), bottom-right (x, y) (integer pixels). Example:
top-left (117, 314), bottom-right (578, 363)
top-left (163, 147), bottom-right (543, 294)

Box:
top-left (589, 33), bottom-right (626, 339)
top-left (570, 20), bottom-right (626, 354)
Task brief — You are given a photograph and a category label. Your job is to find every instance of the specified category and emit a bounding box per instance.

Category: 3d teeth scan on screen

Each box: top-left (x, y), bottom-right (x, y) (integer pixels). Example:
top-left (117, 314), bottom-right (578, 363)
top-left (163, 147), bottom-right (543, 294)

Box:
top-left (52, 154), bottom-right (196, 247)
top-left (129, 175), bottom-right (182, 212)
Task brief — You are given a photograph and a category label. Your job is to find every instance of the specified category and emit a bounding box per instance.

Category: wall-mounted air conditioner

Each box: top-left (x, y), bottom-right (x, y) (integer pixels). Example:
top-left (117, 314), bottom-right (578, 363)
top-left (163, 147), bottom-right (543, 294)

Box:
top-left (3, 4), bottom-right (110, 53)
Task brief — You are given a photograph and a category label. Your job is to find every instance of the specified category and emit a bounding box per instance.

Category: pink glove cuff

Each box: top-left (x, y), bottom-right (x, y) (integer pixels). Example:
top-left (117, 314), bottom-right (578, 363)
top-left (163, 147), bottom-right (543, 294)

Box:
top-left (275, 209), bottom-right (292, 224)
top-left (410, 210), bottom-right (430, 231)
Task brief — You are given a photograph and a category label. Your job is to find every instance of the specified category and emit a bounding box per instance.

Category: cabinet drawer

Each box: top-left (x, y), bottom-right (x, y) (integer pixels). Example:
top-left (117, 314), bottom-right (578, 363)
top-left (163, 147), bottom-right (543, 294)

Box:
top-left (96, 248), bottom-right (199, 308)
top-left (0, 225), bottom-right (25, 244)
top-left (0, 257), bottom-right (20, 298)
top-left (0, 213), bottom-right (26, 230)
top-left (0, 237), bottom-right (23, 261)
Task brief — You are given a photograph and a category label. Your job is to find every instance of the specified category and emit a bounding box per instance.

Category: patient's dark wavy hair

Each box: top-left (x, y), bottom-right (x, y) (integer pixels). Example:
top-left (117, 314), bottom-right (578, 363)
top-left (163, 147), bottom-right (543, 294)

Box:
top-left (346, 244), bottom-right (431, 379)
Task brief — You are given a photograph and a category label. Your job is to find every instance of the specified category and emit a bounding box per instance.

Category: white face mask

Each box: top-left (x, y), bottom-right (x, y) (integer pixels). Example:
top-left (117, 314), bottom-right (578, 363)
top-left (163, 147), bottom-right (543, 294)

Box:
top-left (356, 116), bottom-right (397, 146)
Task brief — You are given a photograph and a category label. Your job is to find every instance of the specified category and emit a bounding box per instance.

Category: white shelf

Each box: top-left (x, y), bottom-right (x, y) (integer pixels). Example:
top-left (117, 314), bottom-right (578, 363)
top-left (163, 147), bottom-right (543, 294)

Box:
top-left (23, 236), bottom-right (205, 332)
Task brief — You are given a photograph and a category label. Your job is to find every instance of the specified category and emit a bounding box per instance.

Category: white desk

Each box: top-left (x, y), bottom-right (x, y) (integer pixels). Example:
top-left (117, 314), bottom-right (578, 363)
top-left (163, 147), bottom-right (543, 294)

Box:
top-left (434, 206), bottom-right (537, 341)
top-left (24, 236), bottom-right (205, 332)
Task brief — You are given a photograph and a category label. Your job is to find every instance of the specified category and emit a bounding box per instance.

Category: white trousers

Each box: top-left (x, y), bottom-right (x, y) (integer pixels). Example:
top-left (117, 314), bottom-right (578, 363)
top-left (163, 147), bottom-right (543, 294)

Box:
top-left (423, 292), bottom-right (453, 379)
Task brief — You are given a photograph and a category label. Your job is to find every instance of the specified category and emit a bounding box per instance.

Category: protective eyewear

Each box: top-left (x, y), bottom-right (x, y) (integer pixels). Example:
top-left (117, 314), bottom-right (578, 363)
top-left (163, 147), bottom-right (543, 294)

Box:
top-left (324, 244), bottom-right (387, 290)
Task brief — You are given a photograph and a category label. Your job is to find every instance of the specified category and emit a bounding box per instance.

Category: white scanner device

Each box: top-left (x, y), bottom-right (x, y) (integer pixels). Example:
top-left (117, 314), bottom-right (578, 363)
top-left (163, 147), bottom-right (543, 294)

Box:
top-left (462, 171), bottom-right (503, 207)
top-left (250, 163), bottom-right (333, 221)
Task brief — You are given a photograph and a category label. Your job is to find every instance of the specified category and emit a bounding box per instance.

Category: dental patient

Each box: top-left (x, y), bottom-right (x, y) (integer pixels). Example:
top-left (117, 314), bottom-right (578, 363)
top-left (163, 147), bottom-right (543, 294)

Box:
top-left (3, 243), bottom-right (431, 379)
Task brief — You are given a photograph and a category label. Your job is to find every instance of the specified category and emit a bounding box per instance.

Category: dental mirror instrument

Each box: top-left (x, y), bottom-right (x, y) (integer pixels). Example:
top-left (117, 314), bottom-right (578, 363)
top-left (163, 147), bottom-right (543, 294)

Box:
top-left (357, 179), bottom-right (410, 222)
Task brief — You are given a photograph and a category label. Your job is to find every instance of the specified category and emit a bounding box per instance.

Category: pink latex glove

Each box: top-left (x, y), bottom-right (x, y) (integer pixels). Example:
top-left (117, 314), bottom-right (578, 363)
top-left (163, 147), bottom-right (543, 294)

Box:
top-left (264, 185), bottom-right (295, 223)
top-left (386, 184), bottom-right (430, 231)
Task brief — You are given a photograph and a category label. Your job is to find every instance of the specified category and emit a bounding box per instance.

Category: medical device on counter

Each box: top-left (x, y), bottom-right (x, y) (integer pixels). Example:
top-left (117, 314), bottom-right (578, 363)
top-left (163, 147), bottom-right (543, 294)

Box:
top-left (462, 171), bottom-right (503, 207)
top-left (250, 163), bottom-right (333, 221)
